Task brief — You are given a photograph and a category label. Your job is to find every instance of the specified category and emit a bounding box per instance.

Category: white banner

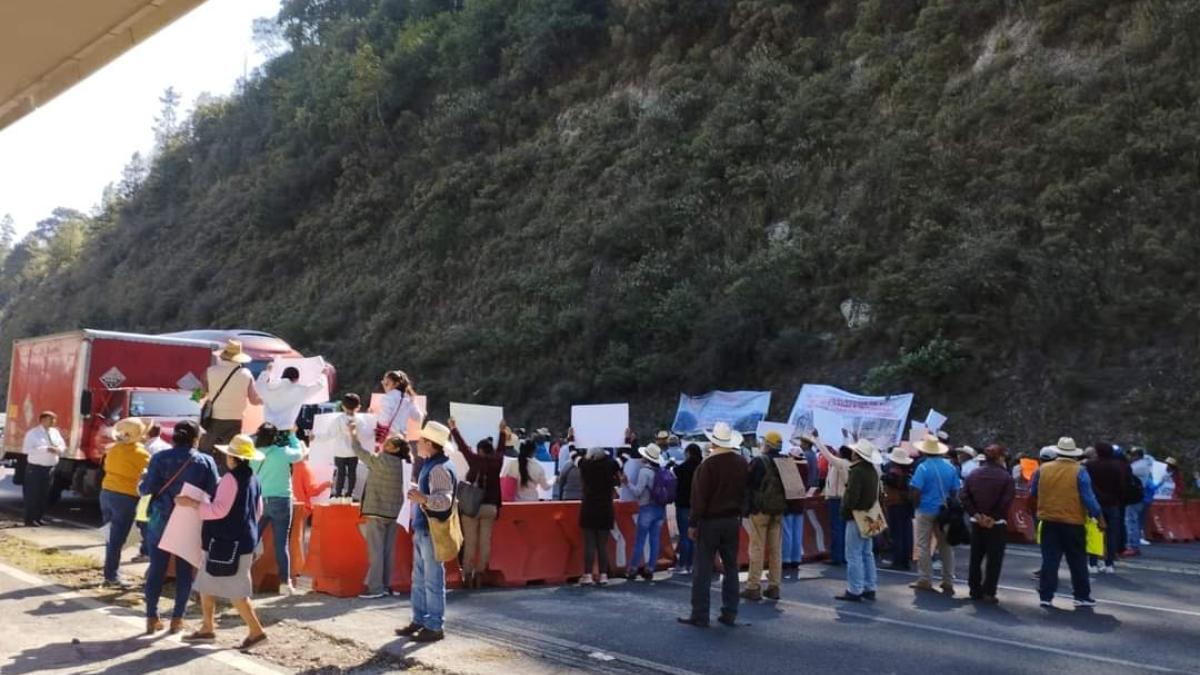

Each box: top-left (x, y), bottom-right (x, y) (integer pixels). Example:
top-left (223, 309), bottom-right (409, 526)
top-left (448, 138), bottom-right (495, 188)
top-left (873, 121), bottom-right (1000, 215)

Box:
top-left (788, 384), bottom-right (913, 451)
top-left (571, 404), bottom-right (628, 449)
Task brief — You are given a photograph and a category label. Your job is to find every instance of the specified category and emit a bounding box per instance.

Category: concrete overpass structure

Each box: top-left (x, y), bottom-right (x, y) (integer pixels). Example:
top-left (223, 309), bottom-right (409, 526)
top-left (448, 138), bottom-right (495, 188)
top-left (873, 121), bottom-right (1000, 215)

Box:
top-left (0, 0), bottom-right (208, 131)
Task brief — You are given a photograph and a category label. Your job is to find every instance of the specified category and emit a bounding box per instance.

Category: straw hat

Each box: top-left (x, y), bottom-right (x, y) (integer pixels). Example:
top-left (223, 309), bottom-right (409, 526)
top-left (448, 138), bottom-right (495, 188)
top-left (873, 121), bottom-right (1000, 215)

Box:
top-left (1165, 457), bottom-right (1178, 467)
top-left (888, 447), bottom-right (913, 465)
top-left (639, 443), bottom-right (666, 466)
top-left (851, 439), bottom-right (880, 463)
top-left (704, 422), bottom-right (744, 449)
top-left (113, 417), bottom-right (146, 443)
top-left (216, 434), bottom-right (265, 462)
top-left (1055, 437), bottom-right (1082, 458)
top-left (421, 421), bottom-right (451, 448)
top-left (955, 445), bottom-right (977, 458)
top-left (655, 430), bottom-right (670, 442)
top-left (763, 431), bottom-right (783, 450)
top-left (914, 435), bottom-right (950, 456)
top-left (216, 339), bottom-right (253, 364)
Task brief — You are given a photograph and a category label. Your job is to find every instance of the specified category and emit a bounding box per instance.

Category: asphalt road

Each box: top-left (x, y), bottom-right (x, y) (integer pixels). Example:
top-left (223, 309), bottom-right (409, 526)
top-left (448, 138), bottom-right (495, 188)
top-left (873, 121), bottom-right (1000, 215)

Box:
top-left (0, 475), bottom-right (103, 527)
top-left (1, 474), bottom-right (1197, 675)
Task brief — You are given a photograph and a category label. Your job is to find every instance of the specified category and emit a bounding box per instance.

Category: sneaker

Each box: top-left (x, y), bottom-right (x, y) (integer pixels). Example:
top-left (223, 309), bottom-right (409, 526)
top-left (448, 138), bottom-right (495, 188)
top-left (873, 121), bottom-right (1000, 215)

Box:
top-left (861, 590), bottom-right (876, 601)
top-left (129, 554), bottom-right (150, 564)
top-left (395, 622), bottom-right (423, 637)
top-left (1073, 597), bottom-right (1097, 608)
top-left (412, 628), bottom-right (445, 643)
top-left (639, 568), bottom-right (654, 582)
top-left (281, 582), bottom-right (298, 596)
top-left (1103, 565), bottom-right (1115, 574)
top-left (1140, 538), bottom-right (1151, 546)
top-left (578, 574), bottom-right (593, 586)
top-left (597, 574), bottom-right (609, 587)
top-left (834, 592), bottom-right (863, 602)
top-left (1039, 599), bottom-right (1053, 609)
top-left (1088, 564), bottom-right (1101, 575)
top-left (358, 591), bottom-right (386, 599)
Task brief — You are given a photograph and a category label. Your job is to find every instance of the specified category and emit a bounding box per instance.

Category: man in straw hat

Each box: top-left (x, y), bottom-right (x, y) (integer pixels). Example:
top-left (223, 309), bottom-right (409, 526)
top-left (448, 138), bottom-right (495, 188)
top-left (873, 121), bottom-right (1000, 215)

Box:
top-left (742, 431), bottom-right (787, 602)
top-left (200, 340), bottom-right (261, 458)
top-left (961, 444), bottom-right (1015, 603)
top-left (398, 421), bottom-right (457, 643)
top-left (835, 439), bottom-right (882, 602)
top-left (1030, 437), bottom-right (1104, 609)
top-left (678, 422), bottom-right (748, 628)
top-left (907, 435), bottom-right (961, 594)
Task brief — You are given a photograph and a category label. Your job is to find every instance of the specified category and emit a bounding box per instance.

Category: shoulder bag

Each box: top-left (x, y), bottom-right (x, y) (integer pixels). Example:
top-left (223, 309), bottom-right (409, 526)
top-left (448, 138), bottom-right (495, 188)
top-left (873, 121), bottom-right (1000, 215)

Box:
top-left (853, 475), bottom-right (888, 537)
top-left (457, 464), bottom-right (486, 518)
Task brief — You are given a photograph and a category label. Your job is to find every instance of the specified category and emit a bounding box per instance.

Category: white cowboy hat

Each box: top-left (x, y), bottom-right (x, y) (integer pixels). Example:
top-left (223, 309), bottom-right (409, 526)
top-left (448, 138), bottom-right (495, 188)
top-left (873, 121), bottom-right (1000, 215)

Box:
top-left (216, 434), bottom-right (265, 462)
top-left (639, 443), bottom-right (666, 466)
top-left (850, 439), bottom-right (880, 463)
top-left (914, 435), bottom-right (949, 456)
top-left (704, 422), bottom-right (744, 449)
top-left (888, 447), bottom-right (913, 465)
top-left (1055, 436), bottom-right (1082, 458)
top-left (955, 445), bottom-right (977, 458)
top-left (420, 421), bottom-right (452, 448)
top-left (216, 339), bottom-right (253, 364)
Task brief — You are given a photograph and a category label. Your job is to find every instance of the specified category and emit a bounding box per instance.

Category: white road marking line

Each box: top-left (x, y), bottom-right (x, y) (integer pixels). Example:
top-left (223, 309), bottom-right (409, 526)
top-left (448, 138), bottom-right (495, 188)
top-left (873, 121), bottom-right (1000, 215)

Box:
top-left (0, 561), bottom-right (282, 675)
top-left (874, 567), bottom-right (1200, 618)
top-left (669, 578), bottom-right (1192, 674)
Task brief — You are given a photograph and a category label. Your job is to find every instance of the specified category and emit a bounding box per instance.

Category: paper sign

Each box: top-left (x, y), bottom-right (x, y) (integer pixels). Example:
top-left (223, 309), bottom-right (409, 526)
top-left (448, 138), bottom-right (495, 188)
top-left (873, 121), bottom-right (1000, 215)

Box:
top-left (909, 422), bottom-right (928, 443)
top-left (1151, 461), bottom-right (1168, 484)
top-left (370, 393), bottom-right (427, 441)
top-left (159, 482), bottom-right (210, 569)
top-left (396, 461), bottom-right (413, 531)
top-left (811, 408), bottom-right (844, 450)
top-left (756, 421), bottom-right (796, 448)
top-left (1020, 457), bottom-right (1039, 482)
top-left (571, 404), bottom-right (629, 449)
top-left (449, 402), bottom-right (504, 449)
top-left (268, 356), bottom-right (326, 386)
top-left (924, 410), bottom-right (947, 434)
top-left (774, 457), bottom-right (807, 499)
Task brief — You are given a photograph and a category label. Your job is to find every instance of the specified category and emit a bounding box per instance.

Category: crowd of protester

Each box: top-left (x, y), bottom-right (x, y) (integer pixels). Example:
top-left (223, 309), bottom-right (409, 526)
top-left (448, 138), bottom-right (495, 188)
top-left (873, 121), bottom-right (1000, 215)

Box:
top-left (14, 339), bottom-right (1200, 647)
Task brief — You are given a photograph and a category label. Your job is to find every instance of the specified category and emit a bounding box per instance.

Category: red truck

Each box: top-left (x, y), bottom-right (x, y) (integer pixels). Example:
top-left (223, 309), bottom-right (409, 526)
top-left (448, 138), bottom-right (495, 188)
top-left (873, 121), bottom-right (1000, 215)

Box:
top-left (3, 330), bottom-right (219, 501)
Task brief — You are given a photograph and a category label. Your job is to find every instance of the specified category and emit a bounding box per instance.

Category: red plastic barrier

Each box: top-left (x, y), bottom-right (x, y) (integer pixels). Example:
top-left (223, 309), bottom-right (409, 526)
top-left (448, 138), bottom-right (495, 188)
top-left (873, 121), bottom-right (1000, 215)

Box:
top-left (1186, 501), bottom-right (1200, 535)
top-left (613, 501), bottom-right (676, 574)
top-left (1147, 500), bottom-right (1195, 542)
top-left (306, 504), bottom-right (368, 597)
top-left (1007, 494), bottom-right (1036, 543)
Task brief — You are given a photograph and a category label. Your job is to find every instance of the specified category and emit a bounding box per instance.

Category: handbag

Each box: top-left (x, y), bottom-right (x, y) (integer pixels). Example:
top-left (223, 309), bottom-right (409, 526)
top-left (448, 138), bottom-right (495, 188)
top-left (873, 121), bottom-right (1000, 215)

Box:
top-left (457, 479), bottom-right (485, 518)
top-left (1085, 517), bottom-right (1104, 557)
top-left (205, 538), bottom-right (241, 577)
top-left (200, 366), bottom-right (242, 430)
top-left (374, 392), bottom-right (406, 445)
top-left (424, 502), bottom-right (464, 562)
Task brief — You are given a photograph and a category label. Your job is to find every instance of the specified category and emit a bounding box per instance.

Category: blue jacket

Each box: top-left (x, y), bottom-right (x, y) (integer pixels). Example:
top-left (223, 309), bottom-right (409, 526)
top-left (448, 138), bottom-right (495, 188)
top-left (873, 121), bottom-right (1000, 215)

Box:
top-left (139, 445), bottom-right (219, 530)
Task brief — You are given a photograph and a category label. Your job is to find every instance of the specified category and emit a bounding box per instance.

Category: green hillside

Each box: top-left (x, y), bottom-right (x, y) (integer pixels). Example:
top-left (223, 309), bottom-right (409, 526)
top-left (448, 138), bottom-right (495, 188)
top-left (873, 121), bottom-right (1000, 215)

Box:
top-left (2, 0), bottom-right (1199, 457)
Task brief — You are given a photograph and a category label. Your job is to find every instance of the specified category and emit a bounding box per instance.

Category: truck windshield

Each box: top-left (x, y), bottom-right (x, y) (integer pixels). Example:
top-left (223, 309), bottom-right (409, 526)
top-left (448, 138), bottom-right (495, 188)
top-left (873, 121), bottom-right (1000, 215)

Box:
top-left (129, 391), bottom-right (201, 418)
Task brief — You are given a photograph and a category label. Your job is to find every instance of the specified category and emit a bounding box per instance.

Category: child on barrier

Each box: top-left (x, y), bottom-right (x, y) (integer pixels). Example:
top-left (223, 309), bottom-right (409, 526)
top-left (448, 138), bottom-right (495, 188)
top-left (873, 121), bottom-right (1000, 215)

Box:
top-left (326, 393), bottom-right (364, 503)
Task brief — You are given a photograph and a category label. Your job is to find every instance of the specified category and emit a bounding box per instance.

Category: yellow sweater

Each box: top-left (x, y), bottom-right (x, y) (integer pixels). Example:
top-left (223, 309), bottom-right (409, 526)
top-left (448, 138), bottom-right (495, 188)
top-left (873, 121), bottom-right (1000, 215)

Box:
top-left (102, 442), bottom-right (150, 497)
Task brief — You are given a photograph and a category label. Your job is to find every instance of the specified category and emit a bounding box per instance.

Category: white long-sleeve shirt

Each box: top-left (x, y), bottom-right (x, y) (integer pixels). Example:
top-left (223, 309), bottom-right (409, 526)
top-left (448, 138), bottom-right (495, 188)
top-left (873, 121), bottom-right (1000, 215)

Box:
top-left (257, 372), bottom-right (327, 429)
top-left (23, 426), bottom-right (66, 467)
top-left (376, 389), bottom-right (424, 437)
top-left (319, 412), bottom-right (363, 459)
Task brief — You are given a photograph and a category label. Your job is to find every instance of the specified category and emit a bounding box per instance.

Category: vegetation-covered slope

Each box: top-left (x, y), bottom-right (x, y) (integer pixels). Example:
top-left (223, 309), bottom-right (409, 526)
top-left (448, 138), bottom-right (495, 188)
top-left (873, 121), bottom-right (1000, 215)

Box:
top-left (2, 0), bottom-right (1199, 454)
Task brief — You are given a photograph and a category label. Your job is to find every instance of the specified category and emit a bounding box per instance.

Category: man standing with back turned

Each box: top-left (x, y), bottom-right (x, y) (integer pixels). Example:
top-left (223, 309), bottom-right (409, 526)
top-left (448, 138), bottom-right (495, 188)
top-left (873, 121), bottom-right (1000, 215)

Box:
top-left (1030, 437), bottom-right (1104, 609)
top-left (678, 422), bottom-right (748, 628)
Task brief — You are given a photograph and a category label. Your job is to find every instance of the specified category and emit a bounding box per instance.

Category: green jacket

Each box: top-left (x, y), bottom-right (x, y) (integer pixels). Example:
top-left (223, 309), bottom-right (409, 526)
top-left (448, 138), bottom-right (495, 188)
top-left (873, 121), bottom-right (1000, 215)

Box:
top-left (841, 460), bottom-right (879, 520)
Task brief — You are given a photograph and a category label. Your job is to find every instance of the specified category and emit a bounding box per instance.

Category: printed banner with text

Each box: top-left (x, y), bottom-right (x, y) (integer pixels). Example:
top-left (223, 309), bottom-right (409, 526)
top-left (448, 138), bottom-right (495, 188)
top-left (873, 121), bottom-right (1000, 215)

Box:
top-left (671, 391), bottom-right (772, 436)
top-left (787, 384), bottom-right (913, 451)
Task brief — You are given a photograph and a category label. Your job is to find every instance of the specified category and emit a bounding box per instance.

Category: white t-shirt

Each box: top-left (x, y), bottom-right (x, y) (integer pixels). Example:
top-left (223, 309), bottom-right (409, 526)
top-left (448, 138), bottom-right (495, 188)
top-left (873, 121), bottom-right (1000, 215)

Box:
top-left (23, 426), bottom-right (66, 467)
top-left (502, 458), bottom-right (551, 502)
top-left (205, 363), bottom-right (255, 421)
top-left (376, 390), bottom-right (424, 437)
top-left (257, 371), bottom-right (327, 429)
top-left (320, 412), bottom-right (364, 459)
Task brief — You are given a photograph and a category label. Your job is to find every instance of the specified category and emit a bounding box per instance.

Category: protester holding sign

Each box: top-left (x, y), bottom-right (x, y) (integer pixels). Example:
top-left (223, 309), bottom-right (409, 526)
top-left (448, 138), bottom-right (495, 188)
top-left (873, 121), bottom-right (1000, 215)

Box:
top-left (256, 363), bottom-right (328, 435)
top-left (450, 419), bottom-right (504, 589)
top-left (816, 435), bottom-right (850, 566)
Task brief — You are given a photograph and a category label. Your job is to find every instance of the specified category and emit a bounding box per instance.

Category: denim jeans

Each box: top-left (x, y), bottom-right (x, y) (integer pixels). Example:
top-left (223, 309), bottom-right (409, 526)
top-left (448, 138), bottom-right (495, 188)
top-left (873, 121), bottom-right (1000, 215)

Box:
top-left (411, 530), bottom-right (446, 631)
top-left (259, 496), bottom-right (293, 580)
top-left (1125, 502), bottom-right (1144, 550)
top-left (22, 464), bottom-right (52, 524)
top-left (675, 507), bottom-right (694, 568)
top-left (99, 490), bottom-right (138, 582)
top-left (689, 517), bottom-right (740, 623)
top-left (826, 498), bottom-right (845, 563)
top-left (1039, 520), bottom-right (1090, 602)
top-left (844, 521), bottom-right (877, 595)
top-left (144, 532), bottom-right (194, 619)
top-left (1101, 505), bottom-right (1122, 565)
top-left (632, 504), bottom-right (666, 571)
top-left (781, 513), bottom-right (803, 563)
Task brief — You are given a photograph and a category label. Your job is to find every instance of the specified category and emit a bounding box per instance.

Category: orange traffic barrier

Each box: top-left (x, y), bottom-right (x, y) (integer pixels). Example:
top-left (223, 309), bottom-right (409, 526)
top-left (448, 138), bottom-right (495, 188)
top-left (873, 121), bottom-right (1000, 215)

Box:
top-left (1147, 499), bottom-right (1195, 542)
top-left (306, 503), bottom-right (368, 597)
top-left (251, 523), bottom-right (282, 593)
top-left (613, 501), bottom-right (676, 574)
top-left (1007, 494), bottom-right (1036, 543)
